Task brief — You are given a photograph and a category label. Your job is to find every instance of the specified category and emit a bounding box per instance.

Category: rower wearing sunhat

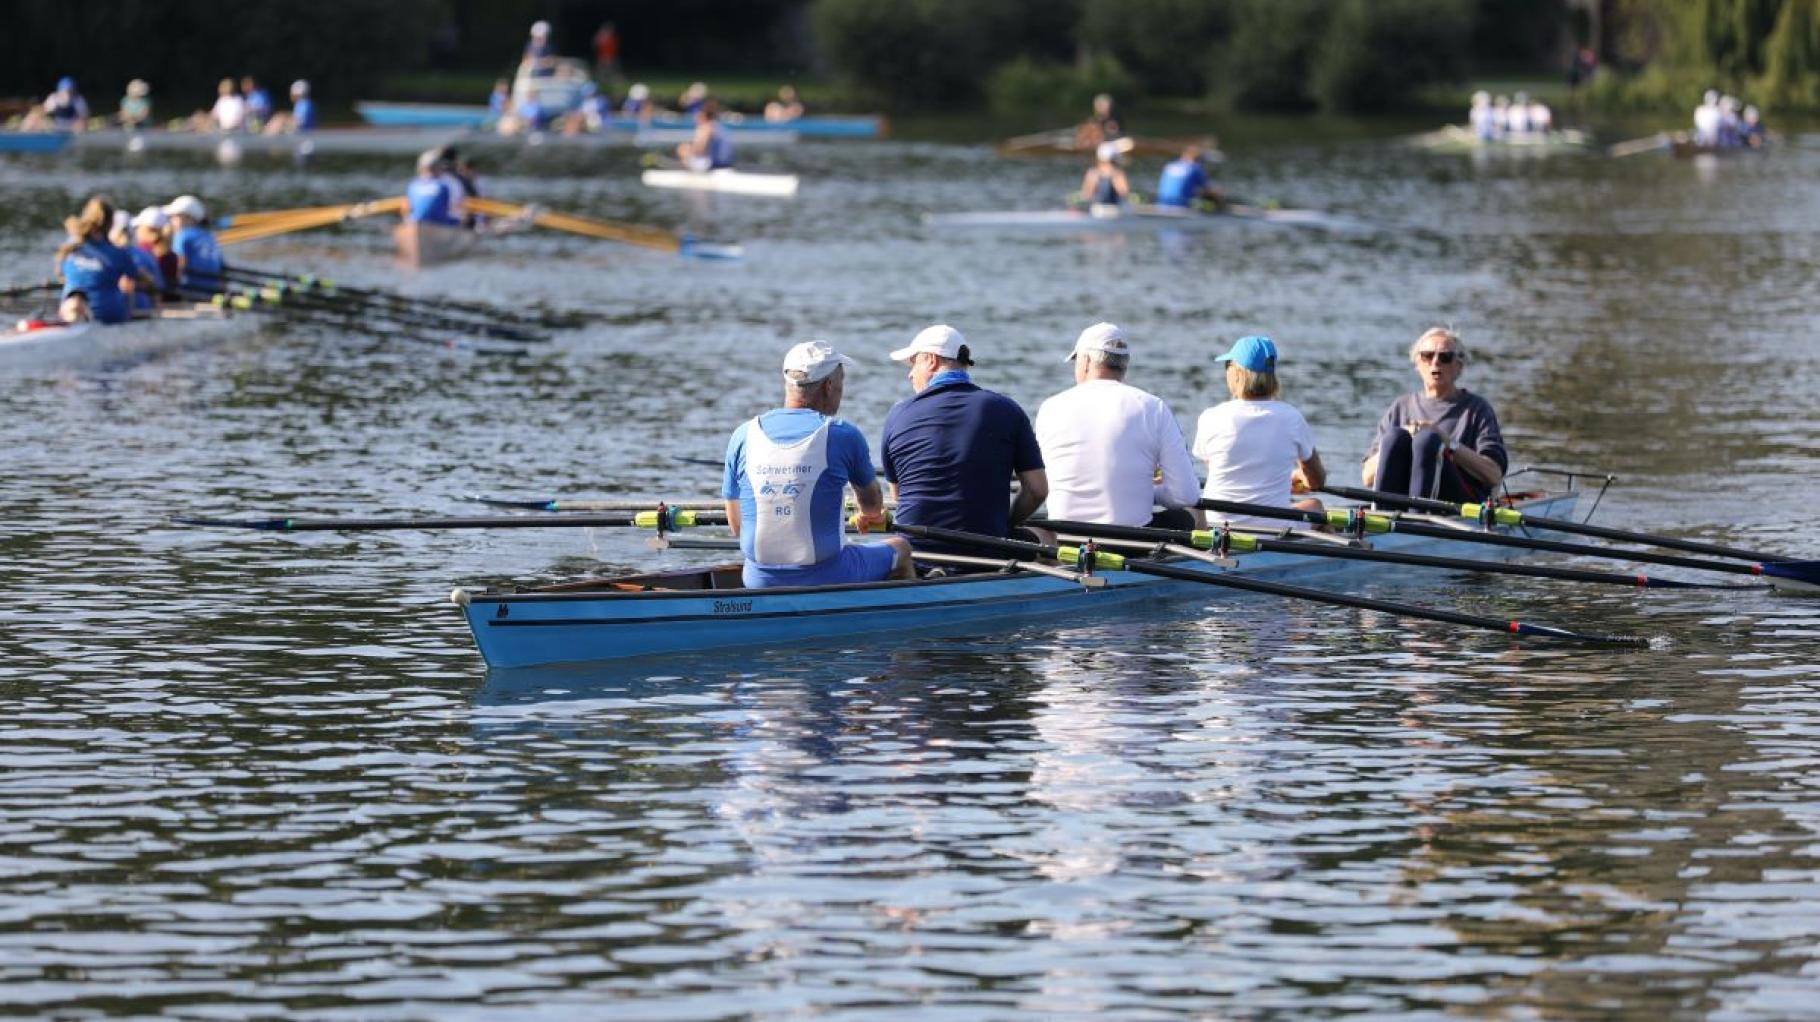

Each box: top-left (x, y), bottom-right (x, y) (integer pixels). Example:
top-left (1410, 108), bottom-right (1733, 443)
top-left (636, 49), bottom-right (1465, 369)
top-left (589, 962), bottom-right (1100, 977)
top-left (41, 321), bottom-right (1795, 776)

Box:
top-left (882, 325), bottom-right (1048, 548)
top-left (263, 80), bottom-right (315, 135)
top-left (120, 208), bottom-right (166, 312)
top-left (119, 79), bottom-right (153, 130)
top-left (622, 82), bottom-right (653, 123)
top-left (405, 150), bottom-right (460, 227)
top-left (39, 77), bottom-right (90, 131)
top-left (1078, 141), bottom-right (1130, 207)
top-left (676, 101), bottom-right (734, 171)
top-left (721, 341), bottom-right (913, 588)
top-left (133, 206), bottom-right (179, 294)
top-left (1034, 322), bottom-right (1202, 528)
top-left (522, 20), bottom-right (556, 77)
top-left (1193, 334), bottom-right (1327, 528)
top-left (164, 195), bottom-right (224, 294)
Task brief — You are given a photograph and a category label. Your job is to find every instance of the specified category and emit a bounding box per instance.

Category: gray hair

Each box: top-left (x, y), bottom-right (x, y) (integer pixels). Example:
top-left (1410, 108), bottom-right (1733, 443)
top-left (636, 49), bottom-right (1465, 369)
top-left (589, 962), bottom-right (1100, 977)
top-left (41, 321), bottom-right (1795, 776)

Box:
top-left (1408, 326), bottom-right (1468, 364)
top-left (1083, 350), bottom-right (1129, 373)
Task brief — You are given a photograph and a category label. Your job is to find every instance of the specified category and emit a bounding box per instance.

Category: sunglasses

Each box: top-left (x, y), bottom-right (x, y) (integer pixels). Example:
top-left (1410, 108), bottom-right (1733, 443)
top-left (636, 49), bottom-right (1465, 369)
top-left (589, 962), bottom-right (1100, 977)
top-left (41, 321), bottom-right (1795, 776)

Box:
top-left (1416, 350), bottom-right (1459, 365)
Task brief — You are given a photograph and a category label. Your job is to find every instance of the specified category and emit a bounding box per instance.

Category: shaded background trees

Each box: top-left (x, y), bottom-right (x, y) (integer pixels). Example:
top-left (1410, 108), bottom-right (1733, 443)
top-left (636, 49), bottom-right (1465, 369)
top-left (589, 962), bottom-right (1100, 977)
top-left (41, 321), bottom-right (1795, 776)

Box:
top-left (2, 0), bottom-right (1816, 116)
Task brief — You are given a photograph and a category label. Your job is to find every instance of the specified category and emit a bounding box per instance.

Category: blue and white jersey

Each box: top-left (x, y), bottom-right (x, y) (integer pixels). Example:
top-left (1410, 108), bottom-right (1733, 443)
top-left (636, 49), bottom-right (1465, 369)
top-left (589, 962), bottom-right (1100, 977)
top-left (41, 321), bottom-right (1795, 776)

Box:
top-left (1155, 159), bottom-right (1209, 207)
top-left (292, 97), bottom-right (317, 131)
top-left (171, 225), bottom-right (223, 293)
top-left (722, 409), bottom-right (878, 586)
top-left (127, 245), bottom-right (163, 310)
top-left (405, 177), bottom-right (458, 226)
top-left (59, 240), bottom-right (135, 324)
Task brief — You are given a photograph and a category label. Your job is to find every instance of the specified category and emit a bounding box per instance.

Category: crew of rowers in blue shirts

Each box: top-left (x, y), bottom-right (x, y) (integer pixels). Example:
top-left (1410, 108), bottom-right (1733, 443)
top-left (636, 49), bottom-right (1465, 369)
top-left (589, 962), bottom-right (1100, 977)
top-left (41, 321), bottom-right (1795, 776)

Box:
top-left (403, 147), bottom-right (484, 228)
top-left (46, 194), bottom-right (224, 325)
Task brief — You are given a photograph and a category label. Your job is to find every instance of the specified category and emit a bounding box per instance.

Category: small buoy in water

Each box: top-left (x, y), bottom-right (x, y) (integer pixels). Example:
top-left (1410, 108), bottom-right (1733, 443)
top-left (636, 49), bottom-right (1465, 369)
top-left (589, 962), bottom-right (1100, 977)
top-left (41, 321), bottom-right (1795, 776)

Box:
top-left (526, 131), bottom-right (546, 147)
top-left (216, 138), bottom-right (243, 165)
top-left (126, 134), bottom-right (146, 154)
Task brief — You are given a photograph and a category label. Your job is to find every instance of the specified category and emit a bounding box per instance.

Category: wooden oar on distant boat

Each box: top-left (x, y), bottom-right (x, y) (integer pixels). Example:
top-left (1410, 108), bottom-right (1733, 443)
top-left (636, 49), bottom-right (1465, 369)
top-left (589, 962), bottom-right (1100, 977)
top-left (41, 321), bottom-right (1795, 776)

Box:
top-left (1197, 497), bottom-right (1820, 589)
top-left (216, 197), bottom-right (407, 246)
top-left (1608, 133), bottom-right (1671, 158)
top-left (465, 197), bottom-right (743, 259)
top-left (1319, 484), bottom-right (1789, 563)
top-left (893, 523), bottom-right (1647, 645)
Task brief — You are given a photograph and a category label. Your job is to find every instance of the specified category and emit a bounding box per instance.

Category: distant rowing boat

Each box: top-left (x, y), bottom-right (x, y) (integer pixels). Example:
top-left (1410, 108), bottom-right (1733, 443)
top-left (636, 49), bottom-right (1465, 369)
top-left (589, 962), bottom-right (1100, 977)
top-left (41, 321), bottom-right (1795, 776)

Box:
top-left (1412, 125), bottom-right (1592, 156)
top-left (1, 302), bottom-right (256, 371)
top-left (924, 202), bottom-right (1344, 233)
top-left (355, 101), bottom-right (886, 140)
top-left (453, 491), bottom-right (1579, 669)
top-left (641, 167), bottom-right (800, 198)
top-left (997, 130), bottom-right (1220, 159)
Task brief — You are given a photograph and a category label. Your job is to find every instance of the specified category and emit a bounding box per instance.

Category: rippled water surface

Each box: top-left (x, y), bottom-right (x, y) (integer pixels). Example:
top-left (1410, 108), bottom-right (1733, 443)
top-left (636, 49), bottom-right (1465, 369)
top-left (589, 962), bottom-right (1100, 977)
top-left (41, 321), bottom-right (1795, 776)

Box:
top-left (2, 125), bottom-right (1819, 1019)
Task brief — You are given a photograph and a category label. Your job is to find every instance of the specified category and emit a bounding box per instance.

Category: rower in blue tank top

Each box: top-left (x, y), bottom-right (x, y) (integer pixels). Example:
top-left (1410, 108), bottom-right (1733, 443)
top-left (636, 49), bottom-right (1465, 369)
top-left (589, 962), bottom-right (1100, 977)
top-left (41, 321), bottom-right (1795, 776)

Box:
top-left (1155, 145), bottom-right (1220, 208)
top-left (1078, 141), bottom-right (1129, 207)
top-left (721, 341), bottom-right (913, 589)
top-left (163, 195), bottom-right (224, 294)
top-left (677, 101), bottom-right (734, 171)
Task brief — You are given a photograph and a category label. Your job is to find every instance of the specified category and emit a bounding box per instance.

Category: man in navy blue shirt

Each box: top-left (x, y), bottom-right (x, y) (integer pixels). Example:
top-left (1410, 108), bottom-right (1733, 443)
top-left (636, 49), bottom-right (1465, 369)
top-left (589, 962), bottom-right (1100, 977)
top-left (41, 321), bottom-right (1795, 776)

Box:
top-left (881, 325), bottom-right (1048, 546)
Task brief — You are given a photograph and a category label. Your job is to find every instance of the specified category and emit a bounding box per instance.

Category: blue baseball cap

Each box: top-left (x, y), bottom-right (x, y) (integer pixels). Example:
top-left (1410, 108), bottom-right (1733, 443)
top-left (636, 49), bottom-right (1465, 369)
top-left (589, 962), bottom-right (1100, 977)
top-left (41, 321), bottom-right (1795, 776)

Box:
top-left (1215, 335), bottom-right (1278, 372)
top-left (56, 77), bottom-right (75, 92)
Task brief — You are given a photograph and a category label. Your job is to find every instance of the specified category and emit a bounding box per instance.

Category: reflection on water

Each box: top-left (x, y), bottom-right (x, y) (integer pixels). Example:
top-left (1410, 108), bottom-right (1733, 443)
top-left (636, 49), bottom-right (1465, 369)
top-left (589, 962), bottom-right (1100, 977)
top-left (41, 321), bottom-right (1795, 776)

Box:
top-left (1, 129), bottom-right (1819, 1017)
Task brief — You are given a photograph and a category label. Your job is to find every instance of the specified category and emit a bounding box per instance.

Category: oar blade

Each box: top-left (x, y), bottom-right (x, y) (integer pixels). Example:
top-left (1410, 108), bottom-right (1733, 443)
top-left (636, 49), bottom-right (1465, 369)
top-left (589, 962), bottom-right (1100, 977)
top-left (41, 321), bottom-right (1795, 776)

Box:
top-left (170, 515), bottom-right (294, 530)
top-left (1509, 621), bottom-right (1651, 646)
top-left (1759, 559), bottom-right (1820, 592)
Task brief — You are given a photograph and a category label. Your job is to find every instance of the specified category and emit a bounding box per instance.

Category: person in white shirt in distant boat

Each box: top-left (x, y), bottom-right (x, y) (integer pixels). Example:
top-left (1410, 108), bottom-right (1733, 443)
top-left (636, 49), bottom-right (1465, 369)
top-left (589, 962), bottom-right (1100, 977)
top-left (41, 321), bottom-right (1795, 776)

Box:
top-left (1034, 322), bottom-right (1202, 529)
top-left (1468, 91), bottom-right (1494, 140)
top-left (1193, 335), bottom-right (1327, 529)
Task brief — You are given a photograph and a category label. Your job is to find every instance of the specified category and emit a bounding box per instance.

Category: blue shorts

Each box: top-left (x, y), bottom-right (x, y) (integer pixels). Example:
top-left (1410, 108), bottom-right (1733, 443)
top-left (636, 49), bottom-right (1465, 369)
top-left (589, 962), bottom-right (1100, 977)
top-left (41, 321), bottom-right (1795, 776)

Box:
top-left (743, 541), bottom-right (899, 589)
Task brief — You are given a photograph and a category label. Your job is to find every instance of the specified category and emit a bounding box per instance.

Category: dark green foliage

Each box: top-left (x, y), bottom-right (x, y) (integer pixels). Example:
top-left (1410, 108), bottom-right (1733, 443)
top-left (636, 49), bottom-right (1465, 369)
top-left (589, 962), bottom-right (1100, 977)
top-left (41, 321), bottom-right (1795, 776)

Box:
top-left (1211, 0), bottom-right (1323, 110)
top-left (1599, 0), bottom-right (1820, 112)
top-left (986, 54), bottom-right (1135, 113)
top-left (1309, 0), bottom-right (1472, 112)
top-left (0, 0), bottom-right (438, 110)
top-left (810, 0), bottom-right (1075, 108)
top-left (1078, 0), bottom-right (1232, 96)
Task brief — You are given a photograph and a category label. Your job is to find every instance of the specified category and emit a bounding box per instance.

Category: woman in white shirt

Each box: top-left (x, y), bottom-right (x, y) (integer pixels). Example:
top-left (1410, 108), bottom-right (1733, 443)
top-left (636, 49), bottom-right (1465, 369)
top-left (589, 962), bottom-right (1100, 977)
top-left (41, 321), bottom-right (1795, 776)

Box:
top-left (1192, 335), bottom-right (1326, 527)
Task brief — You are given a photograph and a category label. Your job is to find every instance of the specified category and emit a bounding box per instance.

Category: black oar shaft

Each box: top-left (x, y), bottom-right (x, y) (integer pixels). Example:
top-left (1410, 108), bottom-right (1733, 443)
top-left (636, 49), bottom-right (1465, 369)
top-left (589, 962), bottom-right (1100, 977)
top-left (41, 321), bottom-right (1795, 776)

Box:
top-left (173, 512), bottom-right (729, 531)
top-left (1320, 485), bottom-right (1781, 562)
top-left (1124, 558), bottom-right (1645, 645)
top-left (1197, 498), bottom-right (1766, 578)
top-left (1037, 518), bottom-right (1748, 590)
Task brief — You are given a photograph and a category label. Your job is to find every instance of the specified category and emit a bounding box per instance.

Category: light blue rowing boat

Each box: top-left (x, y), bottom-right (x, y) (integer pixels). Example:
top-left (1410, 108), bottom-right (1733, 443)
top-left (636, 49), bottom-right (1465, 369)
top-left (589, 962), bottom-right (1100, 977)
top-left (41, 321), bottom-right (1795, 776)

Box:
top-left (453, 492), bottom-right (1578, 669)
top-left (356, 101), bottom-right (885, 139)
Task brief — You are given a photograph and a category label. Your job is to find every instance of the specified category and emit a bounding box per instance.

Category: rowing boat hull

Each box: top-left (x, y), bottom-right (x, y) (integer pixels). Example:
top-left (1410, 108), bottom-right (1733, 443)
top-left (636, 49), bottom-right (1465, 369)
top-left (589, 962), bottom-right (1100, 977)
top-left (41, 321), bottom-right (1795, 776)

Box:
top-left (456, 493), bottom-right (1579, 668)
top-left (1413, 125), bottom-right (1591, 155)
top-left (0, 304), bottom-right (255, 372)
top-left (355, 101), bottom-right (885, 139)
top-left (0, 131), bottom-right (72, 153)
top-left (641, 167), bottom-right (800, 197)
top-left (925, 203), bottom-right (1329, 233)
top-left (394, 221), bottom-right (477, 269)
top-left (997, 132), bottom-right (1218, 159)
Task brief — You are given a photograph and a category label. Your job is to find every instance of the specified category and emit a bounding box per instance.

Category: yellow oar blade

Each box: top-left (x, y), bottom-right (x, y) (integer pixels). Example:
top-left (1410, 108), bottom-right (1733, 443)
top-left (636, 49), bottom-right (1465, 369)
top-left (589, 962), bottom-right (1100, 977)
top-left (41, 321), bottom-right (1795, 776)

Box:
top-left (465, 196), bottom-right (679, 253)
top-left (218, 197), bottom-right (405, 247)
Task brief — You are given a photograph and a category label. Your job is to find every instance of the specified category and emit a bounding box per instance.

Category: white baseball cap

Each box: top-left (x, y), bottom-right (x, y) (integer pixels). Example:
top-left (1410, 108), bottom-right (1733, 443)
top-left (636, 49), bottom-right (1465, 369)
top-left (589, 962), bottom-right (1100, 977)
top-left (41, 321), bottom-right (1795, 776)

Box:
top-left (889, 324), bottom-right (972, 364)
top-left (291, 80), bottom-right (310, 96)
top-left (782, 340), bottom-right (855, 383)
top-left (1096, 141), bottom-right (1121, 162)
top-left (628, 83), bottom-right (650, 100)
top-left (132, 206), bottom-right (168, 229)
top-left (164, 195), bottom-right (206, 221)
top-left (1065, 321), bottom-right (1130, 361)
top-left (530, 20), bottom-right (551, 36)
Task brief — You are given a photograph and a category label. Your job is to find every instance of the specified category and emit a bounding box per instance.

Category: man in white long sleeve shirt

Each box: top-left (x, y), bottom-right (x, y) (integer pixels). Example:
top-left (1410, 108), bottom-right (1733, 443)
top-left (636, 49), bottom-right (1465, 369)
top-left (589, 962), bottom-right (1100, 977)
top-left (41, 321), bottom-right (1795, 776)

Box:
top-left (1034, 322), bottom-right (1204, 528)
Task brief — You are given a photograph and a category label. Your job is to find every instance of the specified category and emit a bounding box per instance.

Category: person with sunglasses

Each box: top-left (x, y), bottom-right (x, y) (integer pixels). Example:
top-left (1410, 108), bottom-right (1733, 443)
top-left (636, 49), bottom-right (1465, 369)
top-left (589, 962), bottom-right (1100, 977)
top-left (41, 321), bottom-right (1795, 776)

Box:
top-left (1361, 327), bottom-right (1506, 502)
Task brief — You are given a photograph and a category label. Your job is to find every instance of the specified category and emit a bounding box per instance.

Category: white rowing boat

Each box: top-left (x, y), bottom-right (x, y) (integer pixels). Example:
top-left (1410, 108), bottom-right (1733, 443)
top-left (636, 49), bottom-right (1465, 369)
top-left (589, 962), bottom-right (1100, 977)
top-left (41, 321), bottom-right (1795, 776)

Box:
top-left (925, 203), bottom-right (1341, 233)
top-left (1, 303), bottom-right (258, 372)
top-left (641, 167), bottom-right (800, 198)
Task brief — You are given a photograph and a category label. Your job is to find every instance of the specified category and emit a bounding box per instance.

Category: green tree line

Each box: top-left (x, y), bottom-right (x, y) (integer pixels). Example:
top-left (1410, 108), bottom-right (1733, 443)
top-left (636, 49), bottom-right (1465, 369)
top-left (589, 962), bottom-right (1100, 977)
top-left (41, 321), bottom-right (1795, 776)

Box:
top-left (811, 0), bottom-right (1487, 113)
top-left (1596, 0), bottom-right (1820, 110)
